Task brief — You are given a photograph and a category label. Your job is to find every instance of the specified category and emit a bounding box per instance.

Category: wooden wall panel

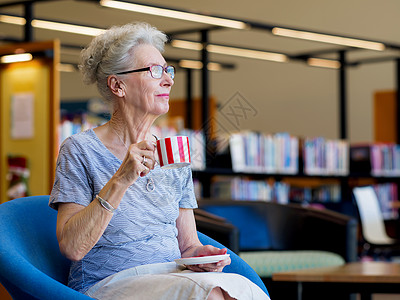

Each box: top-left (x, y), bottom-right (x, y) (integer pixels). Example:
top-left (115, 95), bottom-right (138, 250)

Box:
top-left (374, 90), bottom-right (397, 143)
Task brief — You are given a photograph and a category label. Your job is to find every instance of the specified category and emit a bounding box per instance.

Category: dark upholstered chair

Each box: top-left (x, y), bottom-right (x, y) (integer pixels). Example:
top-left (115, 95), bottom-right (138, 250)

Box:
top-left (198, 199), bottom-right (358, 299)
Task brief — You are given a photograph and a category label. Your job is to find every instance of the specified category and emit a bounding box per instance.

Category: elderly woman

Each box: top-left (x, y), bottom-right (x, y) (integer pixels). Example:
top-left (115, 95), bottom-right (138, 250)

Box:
top-left (49, 22), bottom-right (268, 300)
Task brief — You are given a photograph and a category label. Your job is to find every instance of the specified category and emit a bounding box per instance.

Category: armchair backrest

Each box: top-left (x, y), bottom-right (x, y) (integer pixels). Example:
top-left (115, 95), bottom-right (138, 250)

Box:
top-left (0, 196), bottom-right (91, 299)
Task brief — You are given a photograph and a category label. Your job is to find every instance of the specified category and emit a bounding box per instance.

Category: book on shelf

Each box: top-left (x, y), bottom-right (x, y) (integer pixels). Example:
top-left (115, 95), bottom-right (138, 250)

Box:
top-left (350, 143), bottom-right (400, 176)
top-left (303, 137), bottom-right (349, 176)
top-left (229, 133), bottom-right (247, 172)
top-left (289, 183), bottom-right (341, 204)
top-left (370, 143), bottom-right (400, 176)
top-left (210, 176), bottom-right (291, 203)
top-left (372, 183), bottom-right (398, 220)
top-left (229, 131), bottom-right (298, 174)
top-left (208, 175), bottom-right (344, 205)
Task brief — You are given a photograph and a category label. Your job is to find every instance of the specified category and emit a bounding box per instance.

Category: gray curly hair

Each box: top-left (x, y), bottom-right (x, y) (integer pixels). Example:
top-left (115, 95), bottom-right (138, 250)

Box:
top-left (79, 22), bottom-right (168, 100)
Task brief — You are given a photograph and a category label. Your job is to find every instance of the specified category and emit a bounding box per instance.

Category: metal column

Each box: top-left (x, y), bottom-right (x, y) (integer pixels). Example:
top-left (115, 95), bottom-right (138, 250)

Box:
top-left (338, 51), bottom-right (348, 204)
top-left (201, 30), bottom-right (210, 130)
top-left (24, 2), bottom-right (33, 42)
top-left (186, 68), bottom-right (193, 129)
top-left (201, 30), bottom-right (211, 166)
top-left (339, 51), bottom-right (347, 140)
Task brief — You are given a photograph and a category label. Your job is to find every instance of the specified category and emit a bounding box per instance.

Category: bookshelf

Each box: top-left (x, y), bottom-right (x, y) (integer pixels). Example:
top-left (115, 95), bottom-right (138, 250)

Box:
top-left (191, 131), bottom-right (400, 220)
top-left (194, 168), bottom-right (399, 213)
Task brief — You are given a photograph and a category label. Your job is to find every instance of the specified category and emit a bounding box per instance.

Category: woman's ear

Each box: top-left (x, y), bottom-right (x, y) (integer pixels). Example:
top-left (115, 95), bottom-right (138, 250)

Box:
top-left (107, 75), bottom-right (125, 97)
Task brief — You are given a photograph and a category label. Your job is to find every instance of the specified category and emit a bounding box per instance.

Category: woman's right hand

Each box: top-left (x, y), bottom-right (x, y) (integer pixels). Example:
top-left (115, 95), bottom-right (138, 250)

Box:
top-left (116, 139), bottom-right (157, 187)
top-left (57, 139), bottom-right (157, 261)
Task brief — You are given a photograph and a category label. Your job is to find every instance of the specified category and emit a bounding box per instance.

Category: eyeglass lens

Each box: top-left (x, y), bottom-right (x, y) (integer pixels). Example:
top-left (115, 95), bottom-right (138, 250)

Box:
top-left (150, 65), bottom-right (175, 79)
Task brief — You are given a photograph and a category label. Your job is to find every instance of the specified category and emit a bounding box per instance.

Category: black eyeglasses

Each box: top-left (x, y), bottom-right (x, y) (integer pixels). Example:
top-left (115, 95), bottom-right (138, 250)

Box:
top-left (116, 65), bottom-right (175, 79)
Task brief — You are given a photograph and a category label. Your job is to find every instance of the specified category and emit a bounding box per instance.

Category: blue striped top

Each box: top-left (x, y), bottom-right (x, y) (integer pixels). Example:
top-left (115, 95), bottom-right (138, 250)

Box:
top-left (49, 129), bottom-right (197, 293)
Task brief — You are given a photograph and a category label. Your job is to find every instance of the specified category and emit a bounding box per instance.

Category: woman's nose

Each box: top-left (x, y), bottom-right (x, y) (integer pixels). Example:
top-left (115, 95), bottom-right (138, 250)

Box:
top-left (161, 71), bottom-right (174, 87)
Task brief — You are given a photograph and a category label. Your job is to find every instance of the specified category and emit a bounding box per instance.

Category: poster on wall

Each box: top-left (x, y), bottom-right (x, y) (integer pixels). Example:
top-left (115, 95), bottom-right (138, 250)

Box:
top-left (11, 92), bottom-right (34, 139)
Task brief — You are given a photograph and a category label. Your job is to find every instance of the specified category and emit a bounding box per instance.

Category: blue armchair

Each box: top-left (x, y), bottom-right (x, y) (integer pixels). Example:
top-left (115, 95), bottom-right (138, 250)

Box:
top-left (0, 196), bottom-right (268, 299)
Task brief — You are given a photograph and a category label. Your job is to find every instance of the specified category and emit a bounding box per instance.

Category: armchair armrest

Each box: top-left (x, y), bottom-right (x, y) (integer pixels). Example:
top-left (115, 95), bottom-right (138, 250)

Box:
top-left (277, 204), bottom-right (358, 262)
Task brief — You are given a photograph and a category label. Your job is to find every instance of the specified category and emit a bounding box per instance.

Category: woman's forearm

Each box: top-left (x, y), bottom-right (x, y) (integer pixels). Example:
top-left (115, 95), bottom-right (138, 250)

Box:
top-left (57, 177), bottom-right (128, 261)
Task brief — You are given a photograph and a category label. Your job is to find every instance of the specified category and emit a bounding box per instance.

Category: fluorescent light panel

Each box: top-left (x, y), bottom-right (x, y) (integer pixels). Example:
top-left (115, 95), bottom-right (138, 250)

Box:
top-left (207, 44), bottom-right (288, 62)
top-left (31, 20), bottom-right (105, 36)
top-left (1, 53), bottom-right (32, 63)
top-left (171, 40), bottom-right (288, 63)
top-left (0, 15), bottom-right (25, 25)
top-left (179, 59), bottom-right (222, 71)
top-left (0, 14), bottom-right (104, 36)
top-left (170, 40), bottom-right (203, 51)
top-left (272, 27), bottom-right (385, 51)
top-left (307, 58), bottom-right (341, 69)
top-left (100, 0), bottom-right (248, 30)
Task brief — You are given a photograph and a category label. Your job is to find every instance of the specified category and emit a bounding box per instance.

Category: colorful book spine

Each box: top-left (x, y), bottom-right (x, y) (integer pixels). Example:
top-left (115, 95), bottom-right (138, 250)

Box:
top-left (370, 143), bottom-right (400, 176)
top-left (211, 176), bottom-right (273, 201)
top-left (373, 183), bottom-right (398, 220)
top-left (303, 137), bottom-right (349, 175)
top-left (229, 131), bottom-right (299, 174)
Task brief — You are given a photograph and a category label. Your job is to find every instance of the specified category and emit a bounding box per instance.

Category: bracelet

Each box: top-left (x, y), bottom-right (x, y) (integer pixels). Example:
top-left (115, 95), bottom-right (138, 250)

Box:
top-left (96, 195), bottom-right (116, 214)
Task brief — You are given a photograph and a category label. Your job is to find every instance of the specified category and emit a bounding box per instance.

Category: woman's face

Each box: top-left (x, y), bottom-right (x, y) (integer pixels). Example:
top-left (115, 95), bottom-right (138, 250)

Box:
top-left (120, 44), bottom-right (174, 116)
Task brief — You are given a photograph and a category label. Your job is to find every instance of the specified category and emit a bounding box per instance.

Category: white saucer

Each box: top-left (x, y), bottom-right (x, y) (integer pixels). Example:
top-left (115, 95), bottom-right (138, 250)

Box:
top-left (174, 254), bottom-right (230, 265)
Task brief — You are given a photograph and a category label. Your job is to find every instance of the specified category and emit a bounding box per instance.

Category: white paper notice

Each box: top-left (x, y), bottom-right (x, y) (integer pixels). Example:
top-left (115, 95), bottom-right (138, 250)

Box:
top-left (11, 92), bottom-right (34, 139)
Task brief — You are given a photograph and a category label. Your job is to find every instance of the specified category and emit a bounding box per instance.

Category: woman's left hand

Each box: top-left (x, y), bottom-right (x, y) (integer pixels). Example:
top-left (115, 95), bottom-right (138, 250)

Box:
top-left (183, 245), bottom-right (231, 273)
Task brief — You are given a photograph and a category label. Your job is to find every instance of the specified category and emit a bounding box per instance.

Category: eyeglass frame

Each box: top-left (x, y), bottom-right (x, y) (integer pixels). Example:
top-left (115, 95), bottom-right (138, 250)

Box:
top-left (115, 64), bottom-right (175, 79)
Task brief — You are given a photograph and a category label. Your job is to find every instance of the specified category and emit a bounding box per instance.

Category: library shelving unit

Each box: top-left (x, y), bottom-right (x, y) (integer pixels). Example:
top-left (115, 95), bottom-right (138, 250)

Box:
top-left (193, 168), bottom-right (400, 219)
top-left (191, 135), bottom-right (400, 220)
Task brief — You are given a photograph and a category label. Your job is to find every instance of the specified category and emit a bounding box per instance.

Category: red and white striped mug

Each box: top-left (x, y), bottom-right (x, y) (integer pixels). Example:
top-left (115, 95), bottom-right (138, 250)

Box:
top-left (156, 136), bottom-right (191, 169)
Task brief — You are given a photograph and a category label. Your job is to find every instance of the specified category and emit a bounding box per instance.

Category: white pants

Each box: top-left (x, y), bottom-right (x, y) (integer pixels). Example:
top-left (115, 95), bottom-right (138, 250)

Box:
top-left (85, 262), bottom-right (270, 300)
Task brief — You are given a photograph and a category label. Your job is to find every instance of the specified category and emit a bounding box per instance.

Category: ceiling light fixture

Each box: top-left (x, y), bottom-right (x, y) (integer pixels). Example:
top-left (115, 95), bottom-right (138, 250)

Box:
top-left (179, 59), bottom-right (222, 71)
top-left (307, 58), bottom-right (341, 69)
top-left (0, 14), bottom-right (104, 36)
top-left (171, 40), bottom-right (288, 63)
top-left (1, 53), bottom-right (32, 63)
top-left (31, 20), bottom-right (105, 36)
top-left (272, 27), bottom-right (385, 51)
top-left (100, 0), bottom-right (248, 30)
top-left (0, 15), bottom-right (25, 25)
top-left (207, 44), bottom-right (288, 62)
top-left (170, 40), bottom-right (203, 51)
